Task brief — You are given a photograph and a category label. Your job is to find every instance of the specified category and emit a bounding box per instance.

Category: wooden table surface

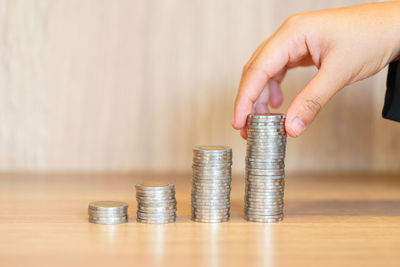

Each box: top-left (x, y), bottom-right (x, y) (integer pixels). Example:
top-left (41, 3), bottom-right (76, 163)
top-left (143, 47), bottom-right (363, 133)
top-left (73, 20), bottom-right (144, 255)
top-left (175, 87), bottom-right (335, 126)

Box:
top-left (0, 173), bottom-right (399, 267)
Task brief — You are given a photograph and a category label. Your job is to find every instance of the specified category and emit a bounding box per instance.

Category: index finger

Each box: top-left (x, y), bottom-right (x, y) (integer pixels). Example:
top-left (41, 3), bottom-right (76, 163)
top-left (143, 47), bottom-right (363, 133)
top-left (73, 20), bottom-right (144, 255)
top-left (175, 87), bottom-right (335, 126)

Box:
top-left (232, 32), bottom-right (291, 129)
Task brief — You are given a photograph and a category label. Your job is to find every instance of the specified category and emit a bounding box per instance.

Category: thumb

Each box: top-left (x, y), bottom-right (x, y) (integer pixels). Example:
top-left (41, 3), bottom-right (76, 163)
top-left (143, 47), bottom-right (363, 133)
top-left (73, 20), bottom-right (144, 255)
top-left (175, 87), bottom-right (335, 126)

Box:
top-left (285, 63), bottom-right (348, 137)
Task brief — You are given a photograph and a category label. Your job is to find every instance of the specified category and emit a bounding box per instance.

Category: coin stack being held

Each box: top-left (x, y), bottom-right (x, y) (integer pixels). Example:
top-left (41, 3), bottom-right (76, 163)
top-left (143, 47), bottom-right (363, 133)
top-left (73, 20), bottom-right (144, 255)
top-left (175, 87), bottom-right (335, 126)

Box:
top-left (88, 201), bottom-right (128, 224)
top-left (191, 146), bottom-right (232, 223)
top-left (135, 182), bottom-right (177, 224)
top-left (245, 113), bottom-right (287, 223)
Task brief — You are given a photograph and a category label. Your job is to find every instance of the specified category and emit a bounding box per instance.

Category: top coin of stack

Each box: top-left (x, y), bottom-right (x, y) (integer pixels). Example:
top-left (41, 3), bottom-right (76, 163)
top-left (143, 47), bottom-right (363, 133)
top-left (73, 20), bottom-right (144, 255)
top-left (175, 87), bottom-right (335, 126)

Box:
top-left (191, 145), bottom-right (232, 223)
top-left (245, 113), bottom-right (287, 223)
top-left (88, 201), bottom-right (128, 224)
top-left (135, 182), bottom-right (177, 224)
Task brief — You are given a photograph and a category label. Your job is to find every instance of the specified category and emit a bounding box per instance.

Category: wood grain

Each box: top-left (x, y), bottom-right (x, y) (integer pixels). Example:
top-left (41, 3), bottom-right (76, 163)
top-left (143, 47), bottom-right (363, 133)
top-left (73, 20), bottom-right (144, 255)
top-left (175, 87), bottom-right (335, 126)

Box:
top-left (0, 0), bottom-right (399, 173)
top-left (0, 172), bottom-right (399, 267)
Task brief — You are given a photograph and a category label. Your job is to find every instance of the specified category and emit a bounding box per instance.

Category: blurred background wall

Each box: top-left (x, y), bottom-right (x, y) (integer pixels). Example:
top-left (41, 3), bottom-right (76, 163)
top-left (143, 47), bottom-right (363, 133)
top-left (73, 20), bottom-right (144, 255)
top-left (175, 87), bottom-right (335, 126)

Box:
top-left (0, 0), bottom-right (399, 173)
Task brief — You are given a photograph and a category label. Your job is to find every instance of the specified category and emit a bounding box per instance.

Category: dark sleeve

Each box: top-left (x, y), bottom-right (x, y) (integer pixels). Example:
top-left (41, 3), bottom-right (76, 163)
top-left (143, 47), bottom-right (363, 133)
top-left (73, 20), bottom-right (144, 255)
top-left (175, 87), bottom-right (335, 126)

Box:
top-left (382, 61), bottom-right (400, 122)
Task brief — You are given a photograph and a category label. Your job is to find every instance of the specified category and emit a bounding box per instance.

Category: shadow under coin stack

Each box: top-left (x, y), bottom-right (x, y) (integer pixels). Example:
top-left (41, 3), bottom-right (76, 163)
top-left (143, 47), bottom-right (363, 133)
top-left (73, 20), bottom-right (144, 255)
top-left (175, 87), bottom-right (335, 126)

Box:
top-left (88, 201), bottom-right (128, 224)
top-left (245, 114), bottom-right (287, 223)
top-left (191, 146), bottom-right (232, 223)
top-left (135, 182), bottom-right (177, 224)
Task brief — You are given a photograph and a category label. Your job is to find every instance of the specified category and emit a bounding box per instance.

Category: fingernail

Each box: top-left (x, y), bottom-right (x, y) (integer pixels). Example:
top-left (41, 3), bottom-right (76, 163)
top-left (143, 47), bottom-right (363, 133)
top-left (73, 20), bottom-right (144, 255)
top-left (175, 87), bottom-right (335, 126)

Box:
top-left (290, 117), bottom-right (306, 137)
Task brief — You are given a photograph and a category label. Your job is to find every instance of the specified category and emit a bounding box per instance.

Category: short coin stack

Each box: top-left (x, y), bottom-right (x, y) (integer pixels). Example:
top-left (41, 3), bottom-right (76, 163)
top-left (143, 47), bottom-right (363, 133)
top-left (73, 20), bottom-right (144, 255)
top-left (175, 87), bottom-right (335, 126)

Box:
top-left (88, 201), bottom-right (128, 224)
top-left (135, 182), bottom-right (177, 224)
top-left (191, 146), bottom-right (232, 223)
top-left (245, 113), bottom-right (287, 223)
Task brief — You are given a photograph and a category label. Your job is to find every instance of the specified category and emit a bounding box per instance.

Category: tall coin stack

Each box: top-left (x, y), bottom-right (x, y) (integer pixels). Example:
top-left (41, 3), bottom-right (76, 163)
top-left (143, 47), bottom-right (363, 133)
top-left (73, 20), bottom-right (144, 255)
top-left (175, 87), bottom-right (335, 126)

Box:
top-left (245, 114), bottom-right (287, 223)
top-left (135, 182), bottom-right (177, 224)
top-left (191, 146), bottom-right (232, 223)
top-left (88, 201), bottom-right (128, 224)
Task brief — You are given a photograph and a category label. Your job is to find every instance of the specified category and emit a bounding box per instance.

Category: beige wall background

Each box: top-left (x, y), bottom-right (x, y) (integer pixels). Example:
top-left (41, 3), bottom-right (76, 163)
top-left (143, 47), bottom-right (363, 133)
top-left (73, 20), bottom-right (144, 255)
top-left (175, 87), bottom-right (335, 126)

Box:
top-left (0, 0), bottom-right (399, 173)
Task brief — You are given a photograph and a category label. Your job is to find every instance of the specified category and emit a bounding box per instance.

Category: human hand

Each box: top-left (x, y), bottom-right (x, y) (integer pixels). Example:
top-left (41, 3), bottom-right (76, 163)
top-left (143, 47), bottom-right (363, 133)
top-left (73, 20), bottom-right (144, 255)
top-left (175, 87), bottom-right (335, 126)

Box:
top-left (232, 2), bottom-right (400, 138)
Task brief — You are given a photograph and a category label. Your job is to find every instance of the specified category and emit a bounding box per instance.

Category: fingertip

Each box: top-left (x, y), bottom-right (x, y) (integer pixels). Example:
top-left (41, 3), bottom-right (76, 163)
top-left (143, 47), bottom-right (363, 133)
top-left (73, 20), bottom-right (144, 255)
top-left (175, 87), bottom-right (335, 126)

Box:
top-left (285, 116), bottom-right (306, 138)
top-left (269, 80), bottom-right (283, 108)
top-left (233, 98), bottom-right (252, 129)
top-left (240, 128), bottom-right (248, 139)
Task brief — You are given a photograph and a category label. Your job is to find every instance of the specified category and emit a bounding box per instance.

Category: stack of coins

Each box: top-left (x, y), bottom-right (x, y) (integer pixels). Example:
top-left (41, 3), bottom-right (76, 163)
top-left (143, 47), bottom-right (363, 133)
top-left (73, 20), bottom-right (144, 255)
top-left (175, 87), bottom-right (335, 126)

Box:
top-left (245, 113), bottom-right (287, 223)
top-left (88, 201), bottom-right (128, 224)
top-left (135, 182), bottom-right (177, 224)
top-left (191, 145), bottom-right (232, 223)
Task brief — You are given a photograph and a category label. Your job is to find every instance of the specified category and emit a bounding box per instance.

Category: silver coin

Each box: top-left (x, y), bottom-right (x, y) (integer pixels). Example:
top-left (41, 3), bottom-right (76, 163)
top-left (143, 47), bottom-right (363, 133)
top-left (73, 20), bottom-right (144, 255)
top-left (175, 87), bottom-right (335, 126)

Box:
top-left (192, 216), bottom-right (230, 221)
top-left (246, 166), bottom-right (284, 171)
top-left (191, 214), bottom-right (230, 219)
top-left (192, 188), bottom-right (230, 194)
top-left (191, 215), bottom-right (230, 220)
top-left (247, 150), bottom-right (286, 155)
top-left (136, 188), bottom-right (175, 193)
top-left (244, 216), bottom-right (283, 223)
top-left (137, 218), bottom-right (175, 224)
top-left (193, 168), bottom-right (232, 174)
top-left (192, 178), bottom-right (232, 182)
top-left (245, 198), bottom-right (284, 204)
top-left (137, 211), bottom-right (176, 217)
top-left (245, 183), bottom-right (284, 189)
top-left (246, 154), bottom-right (285, 160)
top-left (137, 201), bottom-right (177, 207)
top-left (247, 122), bottom-right (285, 126)
top-left (247, 132), bottom-right (286, 136)
top-left (246, 186), bottom-right (284, 191)
top-left (192, 182), bottom-right (231, 188)
top-left (193, 165), bottom-right (231, 170)
top-left (89, 218), bottom-right (128, 225)
top-left (191, 215), bottom-right (229, 220)
top-left (245, 213), bottom-right (283, 219)
top-left (192, 201), bottom-right (230, 206)
top-left (248, 113), bottom-right (285, 119)
top-left (192, 189), bottom-right (231, 195)
top-left (246, 157), bottom-right (284, 163)
top-left (88, 212), bottom-right (128, 218)
top-left (192, 181), bottom-right (231, 187)
top-left (192, 185), bottom-right (231, 194)
top-left (247, 170), bottom-right (284, 176)
top-left (245, 198), bottom-right (283, 203)
top-left (191, 195), bottom-right (230, 201)
top-left (247, 127), bottom-right (286, 132)
top-left (137, 216), bottom-right (176, 221)
top-left (247, 146), bottom-right (286, 151)
top-left (137, 206), bottom-right (176, 212)
top-left (191, 217), bottom-right (229, 223)
top-left (88, 201), bottom-right (128, 211)
top-left (247, 139), bottom-right (287, 143)
top-left (192, 164), bottom-right (232, 169)
top-left (137, 209), bottom-right (177, 214)
top-left (245, 207), bottom-right (283, 213)
top-left (246, 190), bottom-right (283, 196)
top-left (193, 145), bottom-right (232, 153)
top-left (246, 175), bottom-right (285, 180)
top-left (136, 193), bottom-right (175, 199)
top-left (192, 157), bottom-right (232, 163)
top-left (246, 186), bottom-right (284, 192)
top-left (135, 182), bottom-right (175, 191)
top-left (245, 203), bottom-right (284, 209)
top-left (89, 214), bottom-right (128, 220)
top-left (192, 207), bottom-right (230, 212)
top-left (192, 204), bottom-right (230, 209)
top-left (192, 190), bottom-right (231, 196)
top-left (137, 215), bottom-right (176, 221)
